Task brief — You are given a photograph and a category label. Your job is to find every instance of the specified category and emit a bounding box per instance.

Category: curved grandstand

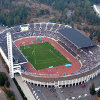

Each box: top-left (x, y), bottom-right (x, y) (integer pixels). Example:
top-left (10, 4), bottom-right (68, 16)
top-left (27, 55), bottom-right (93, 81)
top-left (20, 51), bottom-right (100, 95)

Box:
top-left (0, 22), bottom-right (100, 87)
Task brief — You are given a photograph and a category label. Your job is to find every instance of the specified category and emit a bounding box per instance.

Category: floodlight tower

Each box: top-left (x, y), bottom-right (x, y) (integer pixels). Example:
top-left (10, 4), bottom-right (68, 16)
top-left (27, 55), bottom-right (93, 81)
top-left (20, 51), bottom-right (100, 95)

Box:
top-left (7, 32), bottom-right (14, 78)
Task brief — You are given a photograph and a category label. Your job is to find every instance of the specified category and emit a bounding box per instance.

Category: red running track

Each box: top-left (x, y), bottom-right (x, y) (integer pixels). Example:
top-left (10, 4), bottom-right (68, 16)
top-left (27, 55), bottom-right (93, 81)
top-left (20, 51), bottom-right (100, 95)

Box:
top-left (14, 37), bottom-right (81, 77)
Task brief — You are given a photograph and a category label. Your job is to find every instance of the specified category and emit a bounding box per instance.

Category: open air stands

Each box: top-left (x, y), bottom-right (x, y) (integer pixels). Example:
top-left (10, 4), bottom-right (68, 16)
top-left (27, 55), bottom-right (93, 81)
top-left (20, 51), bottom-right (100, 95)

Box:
top-left (0, 22), bottom-right (100, 78)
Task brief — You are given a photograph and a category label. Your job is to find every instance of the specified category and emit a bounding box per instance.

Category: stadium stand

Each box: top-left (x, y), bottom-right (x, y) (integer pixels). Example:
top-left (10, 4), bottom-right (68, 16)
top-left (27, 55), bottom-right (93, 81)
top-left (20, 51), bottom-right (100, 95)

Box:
top-left (58, 28), bottom-right (96, 48)
top-left (0, 42), bottom-right (27, 64)
top-left (58, 41), bottom-right (77, 57)
top-left (0, 22), bottom-right (100, 87)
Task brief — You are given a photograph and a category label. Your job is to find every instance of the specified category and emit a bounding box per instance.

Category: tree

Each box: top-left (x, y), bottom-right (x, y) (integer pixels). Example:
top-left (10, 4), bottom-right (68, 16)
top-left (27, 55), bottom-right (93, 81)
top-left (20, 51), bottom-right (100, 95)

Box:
top-left (97, 32), bottom-right (100, 42)
top-left (44, 9), bottom-right (50, 15)
top-left (0, 73), bottom-right (5, 86)
top-left (1, 72), bottom-right (8, 81)
top-left (40, 9), bottom-right (45, 15)
top-left (70, 22), bottom-right (74, 28)
top-left (97, 89), bottom-right (100, 97)
top-left (90, 83), bottom-right (96, 95)
top-left (89, 33), bottom-right (93, 40)
top-left (5, 80), bottom-right (10, 88)
top-left (50, 18), bottom-right (56, 23)
top-left (10, 96), bottom-right (16, 100)
top-left (6, 90), bottom-right (14, 98)
top-left (84, 0), bottom-right (91, 9)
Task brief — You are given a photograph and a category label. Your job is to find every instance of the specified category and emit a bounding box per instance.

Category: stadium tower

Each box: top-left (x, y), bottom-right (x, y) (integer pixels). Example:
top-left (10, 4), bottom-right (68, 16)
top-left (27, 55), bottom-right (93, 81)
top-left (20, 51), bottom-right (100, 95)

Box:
top-left (7, 32), bottom-right (14, 78)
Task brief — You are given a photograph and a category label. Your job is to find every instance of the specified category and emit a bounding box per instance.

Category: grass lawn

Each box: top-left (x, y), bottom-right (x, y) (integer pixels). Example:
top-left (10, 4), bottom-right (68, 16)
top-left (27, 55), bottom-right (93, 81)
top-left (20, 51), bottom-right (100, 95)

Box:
top-left (20, 42), bottom-right (71, 70)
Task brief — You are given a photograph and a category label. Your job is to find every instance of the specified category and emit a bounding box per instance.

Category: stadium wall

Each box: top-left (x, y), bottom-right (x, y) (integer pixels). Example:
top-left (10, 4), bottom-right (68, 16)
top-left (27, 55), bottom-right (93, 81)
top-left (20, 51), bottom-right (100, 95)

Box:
top-left (21, 65), bottom-right (100, 87)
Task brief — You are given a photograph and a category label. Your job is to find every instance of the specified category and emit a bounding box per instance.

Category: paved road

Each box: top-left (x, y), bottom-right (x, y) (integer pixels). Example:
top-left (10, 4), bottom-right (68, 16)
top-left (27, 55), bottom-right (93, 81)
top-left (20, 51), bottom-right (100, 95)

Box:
top-left (27, 73), bottom-right (100, 100)
top-left (28, 83), bottom-right (61, 100)
top-left (58, 73), bottom-right (100, 100)
top-left (0, 59), bottom-right (23, 100)
top-left (56, 88), bottom-right (66, 100)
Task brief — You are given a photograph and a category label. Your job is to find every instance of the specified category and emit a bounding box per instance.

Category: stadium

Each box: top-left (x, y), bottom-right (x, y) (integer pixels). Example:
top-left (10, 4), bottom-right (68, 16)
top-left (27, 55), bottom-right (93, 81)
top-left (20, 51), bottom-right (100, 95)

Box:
top-left (0, 22), bottom-right (100, 87)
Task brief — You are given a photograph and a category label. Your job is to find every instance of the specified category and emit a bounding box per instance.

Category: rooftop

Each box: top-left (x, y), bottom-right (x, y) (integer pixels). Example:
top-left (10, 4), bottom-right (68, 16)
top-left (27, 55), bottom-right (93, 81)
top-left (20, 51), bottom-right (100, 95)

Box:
top-left (58, 28), bottom-right (96, 48)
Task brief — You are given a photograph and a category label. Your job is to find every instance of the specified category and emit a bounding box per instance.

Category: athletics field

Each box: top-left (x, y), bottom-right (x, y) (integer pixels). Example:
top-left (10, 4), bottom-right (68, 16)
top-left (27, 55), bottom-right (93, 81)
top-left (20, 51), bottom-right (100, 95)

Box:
top-left (20, 42), bottom-right (71, 70)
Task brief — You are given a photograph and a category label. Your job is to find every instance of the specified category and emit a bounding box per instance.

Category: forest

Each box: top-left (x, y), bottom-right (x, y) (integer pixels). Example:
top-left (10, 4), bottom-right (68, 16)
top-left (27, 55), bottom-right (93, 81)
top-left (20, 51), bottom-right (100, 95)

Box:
top-left (0, 0), bottom-right (100, 42)
top-left (38, 0), bottom-right (100, 42)
top-left (0, 0), bottom-right (30, 26)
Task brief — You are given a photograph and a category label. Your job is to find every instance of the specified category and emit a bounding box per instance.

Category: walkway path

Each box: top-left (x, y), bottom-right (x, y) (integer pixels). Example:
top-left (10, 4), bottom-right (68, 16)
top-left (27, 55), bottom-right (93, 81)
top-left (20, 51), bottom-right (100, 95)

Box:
top-left (0, 88), bottom-right (8, 100)
top-left (15, 76), bottom-right (36, 100)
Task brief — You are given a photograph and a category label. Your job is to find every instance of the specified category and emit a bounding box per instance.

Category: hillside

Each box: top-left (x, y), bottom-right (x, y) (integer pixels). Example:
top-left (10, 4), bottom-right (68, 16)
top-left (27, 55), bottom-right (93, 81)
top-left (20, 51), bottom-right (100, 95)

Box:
top-left (0, 0), bottom-right (100, 43)
top-left (0, 0), bottom-right (60, 26)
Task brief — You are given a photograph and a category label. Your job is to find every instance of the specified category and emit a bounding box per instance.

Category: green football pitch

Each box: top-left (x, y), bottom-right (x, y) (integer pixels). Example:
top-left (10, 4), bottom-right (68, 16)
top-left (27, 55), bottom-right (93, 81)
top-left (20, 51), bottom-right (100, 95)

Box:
top-left (20, 42), bottom-right (71, 70)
